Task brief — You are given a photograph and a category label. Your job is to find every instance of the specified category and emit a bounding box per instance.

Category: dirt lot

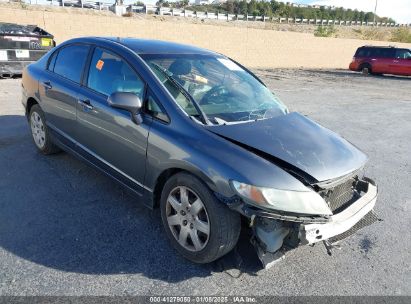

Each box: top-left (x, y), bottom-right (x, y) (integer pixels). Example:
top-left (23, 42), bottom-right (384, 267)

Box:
top-left (0, 69), bottom-right (410, 296)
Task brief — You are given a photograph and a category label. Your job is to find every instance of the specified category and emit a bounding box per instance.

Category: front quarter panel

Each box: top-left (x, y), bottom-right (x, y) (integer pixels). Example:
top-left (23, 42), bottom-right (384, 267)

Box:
top-left (145, 117), bottom-right (309, 201)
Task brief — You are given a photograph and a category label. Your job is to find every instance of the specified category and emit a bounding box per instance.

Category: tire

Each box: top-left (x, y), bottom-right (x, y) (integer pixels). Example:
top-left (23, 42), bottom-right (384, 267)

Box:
top-left (160, 172), bottom-right (241, 264)
top-left (29, 104), bottom-right (60, 155)
top-left (359, 63), bottom-right (372, 76)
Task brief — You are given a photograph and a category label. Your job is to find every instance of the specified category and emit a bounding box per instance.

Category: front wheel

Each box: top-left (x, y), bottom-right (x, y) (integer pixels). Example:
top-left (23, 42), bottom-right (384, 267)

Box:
top-left (160, 172), bottom-right (241, 264)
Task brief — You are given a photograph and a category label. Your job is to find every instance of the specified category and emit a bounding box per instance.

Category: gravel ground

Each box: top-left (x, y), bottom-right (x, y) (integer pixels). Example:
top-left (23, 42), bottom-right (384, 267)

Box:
top-left (0, 69), bottom-right (410, 296)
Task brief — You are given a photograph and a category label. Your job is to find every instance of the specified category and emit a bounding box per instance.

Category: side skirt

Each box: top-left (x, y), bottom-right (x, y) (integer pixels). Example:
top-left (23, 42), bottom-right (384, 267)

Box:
top-left (49, 126), bottom-right (154, 209)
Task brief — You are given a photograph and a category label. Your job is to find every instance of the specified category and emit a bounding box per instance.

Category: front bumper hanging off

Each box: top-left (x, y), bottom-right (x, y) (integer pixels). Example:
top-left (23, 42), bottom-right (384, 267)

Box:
top-left (247, 177), bottom-right (379, 269)
top-left (300, 179), bottom-right (378, 244)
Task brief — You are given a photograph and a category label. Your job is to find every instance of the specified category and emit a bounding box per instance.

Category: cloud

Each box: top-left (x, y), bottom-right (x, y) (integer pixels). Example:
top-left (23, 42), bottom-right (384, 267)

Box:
top-left (306, 0), bottom-right (411, 23)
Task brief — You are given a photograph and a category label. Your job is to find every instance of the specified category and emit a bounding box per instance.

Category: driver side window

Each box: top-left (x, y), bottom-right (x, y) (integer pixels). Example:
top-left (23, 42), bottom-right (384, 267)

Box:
top-left (148, 61), bottom-right (198, 116)
top-left (87, 47), bottom-right (145, 99)
top-left (395, 49), bottom-right (411, 59)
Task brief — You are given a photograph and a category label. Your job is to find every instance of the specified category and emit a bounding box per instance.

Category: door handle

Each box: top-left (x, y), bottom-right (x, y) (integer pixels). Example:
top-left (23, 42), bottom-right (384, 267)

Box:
top-left (393, 60), bottom-right (399, 63)
top-left (42, 81), bottom-right (52, 90)
top-left (78, 99), bottom-right (93, 110)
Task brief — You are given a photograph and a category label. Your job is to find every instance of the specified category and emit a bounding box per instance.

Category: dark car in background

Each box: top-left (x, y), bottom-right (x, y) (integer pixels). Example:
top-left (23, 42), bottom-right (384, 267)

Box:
top-left (0, 23), bottom-right (55, 78)
top-left (22, 37), bottom-right (379, 268)
top-left (349, 46), bottom-right (411, 76)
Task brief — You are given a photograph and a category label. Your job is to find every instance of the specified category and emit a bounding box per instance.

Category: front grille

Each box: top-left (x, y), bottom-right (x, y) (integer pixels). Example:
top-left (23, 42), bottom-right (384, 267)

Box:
top-left (329, 210), bottom-right (379, 243)
top-left (321, 177), bottom-right (359, 214)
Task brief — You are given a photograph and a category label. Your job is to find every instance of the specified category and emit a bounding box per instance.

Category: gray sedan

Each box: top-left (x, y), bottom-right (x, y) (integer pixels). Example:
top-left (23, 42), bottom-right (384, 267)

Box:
top-left (21, 37), bottom-right (379, 268)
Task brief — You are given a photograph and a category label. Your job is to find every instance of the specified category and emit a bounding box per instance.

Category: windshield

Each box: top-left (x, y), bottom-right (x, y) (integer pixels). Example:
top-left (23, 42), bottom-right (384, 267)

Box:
top-left (141, 54), bottom-right (288, 125)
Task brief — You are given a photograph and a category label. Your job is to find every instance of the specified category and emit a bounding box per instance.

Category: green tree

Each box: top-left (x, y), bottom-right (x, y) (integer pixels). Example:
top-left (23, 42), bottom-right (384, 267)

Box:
top-left (364, 12), bottom-right (374, 22)
top-left (261, 3), bottom-right (272, 17)
top-left (239, 0), bottom-right (248, 15)
top-left (270, 0), bottom-right (280, 14)
top-left (225, 0), bottom-right (235, 14)
top-left (247, 0), bottom-right (257, 16)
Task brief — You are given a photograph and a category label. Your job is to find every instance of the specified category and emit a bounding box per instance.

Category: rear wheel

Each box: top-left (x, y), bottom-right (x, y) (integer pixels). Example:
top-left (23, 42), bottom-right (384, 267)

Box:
top-left (160, 172), bottom-right (241, 264)
top-left (359, 63), bottom-right (372, 76)
top-left (29, 104), bottom-right (60, 155)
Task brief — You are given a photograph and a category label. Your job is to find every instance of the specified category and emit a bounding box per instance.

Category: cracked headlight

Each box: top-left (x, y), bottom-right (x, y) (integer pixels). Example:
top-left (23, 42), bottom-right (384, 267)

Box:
top-left (231, 181), bottom-right (332, 216)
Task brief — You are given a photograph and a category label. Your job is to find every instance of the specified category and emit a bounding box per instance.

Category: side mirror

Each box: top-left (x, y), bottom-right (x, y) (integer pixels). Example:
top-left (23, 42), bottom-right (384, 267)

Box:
top-left (108, 92), bottom-right (143, 124)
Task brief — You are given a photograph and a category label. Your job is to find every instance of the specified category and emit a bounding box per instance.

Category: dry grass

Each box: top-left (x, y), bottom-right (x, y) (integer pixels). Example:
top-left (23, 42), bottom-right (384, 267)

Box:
top-left (391, 28), bottom-right (411, 43)
top-left (350, 28), bottom-right (391, 41)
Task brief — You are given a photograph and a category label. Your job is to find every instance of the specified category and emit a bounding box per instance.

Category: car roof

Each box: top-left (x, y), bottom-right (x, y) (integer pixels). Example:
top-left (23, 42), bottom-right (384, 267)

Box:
top-left (358, 46), bottom-right (410, 52)
top-left (359, 45), bottom-right (402, 49)
top-left (97, 37), bottom-right (220, 56)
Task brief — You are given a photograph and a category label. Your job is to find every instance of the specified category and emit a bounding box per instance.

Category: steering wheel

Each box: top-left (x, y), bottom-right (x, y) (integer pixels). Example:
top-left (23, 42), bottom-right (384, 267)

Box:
top-left (200, 85), bottom-right (230, 105)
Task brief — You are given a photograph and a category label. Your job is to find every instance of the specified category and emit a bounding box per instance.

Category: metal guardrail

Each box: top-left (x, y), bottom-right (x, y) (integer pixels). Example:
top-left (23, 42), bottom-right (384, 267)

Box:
top-left (24, 0), bottom-right (112, 10)
top-left (152, 7), bottom-right (410, 27)
top-left (62, 0), bottom-right (112, 10)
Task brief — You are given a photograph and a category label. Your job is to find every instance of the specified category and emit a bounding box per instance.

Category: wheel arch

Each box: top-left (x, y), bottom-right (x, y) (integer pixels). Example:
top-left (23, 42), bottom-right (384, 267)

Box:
top-left (151, 165), bottom-right (218, 209)
top-left (26, 96), bottom-right (40, 119)
top-left (359, 62), bottom-right (372, 72)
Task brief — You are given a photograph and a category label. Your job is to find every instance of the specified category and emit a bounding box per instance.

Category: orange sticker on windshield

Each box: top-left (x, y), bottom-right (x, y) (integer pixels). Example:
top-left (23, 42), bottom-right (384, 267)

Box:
top-left (96, 60), bottom-right (104, 71)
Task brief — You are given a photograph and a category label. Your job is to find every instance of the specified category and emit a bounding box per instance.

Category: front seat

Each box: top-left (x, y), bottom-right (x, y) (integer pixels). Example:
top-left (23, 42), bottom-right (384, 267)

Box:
top-left (168, 59), bottom-right (192, 89)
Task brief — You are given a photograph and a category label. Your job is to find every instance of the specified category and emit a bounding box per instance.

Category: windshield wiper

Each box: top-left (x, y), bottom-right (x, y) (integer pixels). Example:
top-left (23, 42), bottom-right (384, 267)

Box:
top-left (150, 63), bottom-right (212, 125)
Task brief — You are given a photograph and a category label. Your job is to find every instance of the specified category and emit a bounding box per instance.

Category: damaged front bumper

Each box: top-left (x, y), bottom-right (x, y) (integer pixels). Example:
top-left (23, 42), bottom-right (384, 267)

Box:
top-left (236, 177), bottom-right (379, 269)
top-left (300, 179), bottom-right (378, 245)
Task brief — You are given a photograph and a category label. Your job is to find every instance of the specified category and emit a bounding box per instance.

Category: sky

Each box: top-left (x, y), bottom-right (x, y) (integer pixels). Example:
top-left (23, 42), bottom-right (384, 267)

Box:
top-left (278, 0), bottom-right (411, 23)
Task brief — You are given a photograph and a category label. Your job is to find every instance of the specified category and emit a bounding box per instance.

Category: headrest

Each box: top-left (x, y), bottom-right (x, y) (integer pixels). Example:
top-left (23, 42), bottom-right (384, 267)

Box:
top-left (169, 59), bottom-right (192, 76)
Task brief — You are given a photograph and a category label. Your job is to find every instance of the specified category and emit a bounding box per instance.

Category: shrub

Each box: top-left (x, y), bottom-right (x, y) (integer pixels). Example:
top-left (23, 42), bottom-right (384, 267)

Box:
top-left (353, 28), bottom-right (389, 41)
top-left (391, 28), bottom-right (411, 43)
top-left (314, 25), bottom-right (336, 37)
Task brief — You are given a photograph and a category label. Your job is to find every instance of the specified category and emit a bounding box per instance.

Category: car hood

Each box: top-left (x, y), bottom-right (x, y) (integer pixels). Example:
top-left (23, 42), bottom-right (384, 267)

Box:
top-left (206, 112), bottom-right (368, 183)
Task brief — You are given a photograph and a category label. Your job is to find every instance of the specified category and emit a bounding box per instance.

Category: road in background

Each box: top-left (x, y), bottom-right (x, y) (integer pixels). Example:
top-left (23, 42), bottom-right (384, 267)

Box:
top-left (0, 70), bottom-right (410, 295)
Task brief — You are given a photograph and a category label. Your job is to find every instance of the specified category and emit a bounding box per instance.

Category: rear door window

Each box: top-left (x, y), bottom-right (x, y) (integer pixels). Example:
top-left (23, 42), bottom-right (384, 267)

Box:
top-left (48, 51), bottom-right (58, 71)
top-left (87, 47), bottom-right (145, 99)
top-left (365, 48), bottom-right (394, 58)
top-left (369, 48), bottom-right (380, 57)
top-left (381, 48), bottom-right (395, 58)
top-left (53, 44), bottom-right (90, 83)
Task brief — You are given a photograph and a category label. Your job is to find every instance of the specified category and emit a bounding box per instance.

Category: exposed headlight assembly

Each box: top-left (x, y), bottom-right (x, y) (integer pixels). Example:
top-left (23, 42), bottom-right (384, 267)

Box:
top-left (231, 181), bottom-right (332, 216)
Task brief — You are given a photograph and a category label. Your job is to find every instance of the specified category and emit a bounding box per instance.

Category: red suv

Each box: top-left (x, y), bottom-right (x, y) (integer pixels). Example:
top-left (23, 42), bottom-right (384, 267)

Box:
top-left (349, 46), bottom-right (411, 76)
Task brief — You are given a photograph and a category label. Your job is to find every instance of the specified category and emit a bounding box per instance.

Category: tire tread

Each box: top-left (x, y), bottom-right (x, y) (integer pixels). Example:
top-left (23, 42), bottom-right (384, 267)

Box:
top-left (29, 104), bottom-right (60, 155)
top-left (160, 172), bottom-right (240, 264)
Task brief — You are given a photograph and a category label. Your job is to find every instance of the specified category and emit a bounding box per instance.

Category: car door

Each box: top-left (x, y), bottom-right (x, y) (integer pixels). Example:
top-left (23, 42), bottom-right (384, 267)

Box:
top-left (75, 46), bottom-right (151, 194)
top-left (392, 49), bottom-right (411, 76)
top-left (39, 44), bottom-right (90, 138)
top-left (369, 48), bottom-right (393, 74)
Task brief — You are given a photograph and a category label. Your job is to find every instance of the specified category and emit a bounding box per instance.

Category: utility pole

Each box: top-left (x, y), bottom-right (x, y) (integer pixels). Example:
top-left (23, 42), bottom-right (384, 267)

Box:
top-left (373, 0), bottom-right (378, 25)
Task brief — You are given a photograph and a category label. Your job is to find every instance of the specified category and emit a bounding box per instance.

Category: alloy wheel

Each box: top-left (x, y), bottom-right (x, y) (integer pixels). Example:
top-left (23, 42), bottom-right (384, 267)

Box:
top-left (30, 112), bottom-right (46, 149)
top-left (166, 186), bottom-right (210, 252)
